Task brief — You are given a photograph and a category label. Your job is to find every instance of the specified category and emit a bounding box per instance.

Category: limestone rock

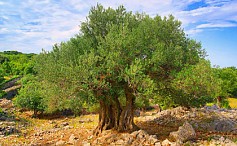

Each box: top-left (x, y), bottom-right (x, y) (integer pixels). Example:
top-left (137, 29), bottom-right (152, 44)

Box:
top-left (136, 130), bottom-right (148, 139)
top-left (204, 104), bottom-right (219, 111)
top-left (155, 142), bottom-right (162, 146)
top-left (68, 134), bottom-right (78, 144)
top-left (170, 121), bottom-right (196, 142)
top-left (115, 139), bottom-right (124, 145)
top-left (55, 140), bottom-right (65, 146)
top-left (214, 119), bottom-right (235, 132)
top-left (148, 135), bottom-right (158, 144)
top-left (82, 141), bottom-right (91, 146)
top-left (162, 139), bottom-right (173, 146)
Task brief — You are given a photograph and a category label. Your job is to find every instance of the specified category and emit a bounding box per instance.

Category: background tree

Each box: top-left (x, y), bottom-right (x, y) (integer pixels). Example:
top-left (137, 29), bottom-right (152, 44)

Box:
top-left (35, 4), bottom-right (212, 134)
top-left (0, 51), bottom-right (36, 76)
top-left (14, 75), bottom-right (46, 117)
top-left (216, 67), bottom-right (237, 97)
top-left (171, 59), bottom-right (222, 108)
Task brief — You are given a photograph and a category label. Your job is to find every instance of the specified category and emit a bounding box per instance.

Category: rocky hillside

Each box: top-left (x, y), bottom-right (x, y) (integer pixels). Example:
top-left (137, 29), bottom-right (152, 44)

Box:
top-left (0, 99), bottom-right (237, 145)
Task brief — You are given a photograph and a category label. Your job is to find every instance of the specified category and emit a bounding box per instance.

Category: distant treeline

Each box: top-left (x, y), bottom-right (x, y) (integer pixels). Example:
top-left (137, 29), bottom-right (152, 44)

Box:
top-left (0, 51), bottom-right (36, 77)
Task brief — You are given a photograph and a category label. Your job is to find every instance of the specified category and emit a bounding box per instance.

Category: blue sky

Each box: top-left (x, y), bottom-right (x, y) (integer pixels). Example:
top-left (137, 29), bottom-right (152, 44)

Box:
top-left (0, 0), bottom-right (236, 67)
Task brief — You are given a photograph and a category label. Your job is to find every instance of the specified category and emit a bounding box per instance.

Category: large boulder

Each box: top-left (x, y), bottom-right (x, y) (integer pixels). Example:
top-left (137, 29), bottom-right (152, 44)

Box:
top-left (169, 121), bottom-right (196, 143)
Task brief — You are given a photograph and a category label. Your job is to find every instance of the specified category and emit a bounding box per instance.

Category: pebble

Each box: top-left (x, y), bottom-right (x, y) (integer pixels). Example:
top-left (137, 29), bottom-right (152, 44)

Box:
top-left (55, 140), bottom-right (65, 146)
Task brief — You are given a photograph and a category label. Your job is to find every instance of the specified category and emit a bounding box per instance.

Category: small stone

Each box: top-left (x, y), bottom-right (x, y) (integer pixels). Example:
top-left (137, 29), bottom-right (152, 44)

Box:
top-left (115, 139), bottom-right (124, 145)
top-left (131, 130), bottom-right (139, 137)
top-left (61, 122), bottom-right (69, 127)
top-left (219, 136), bottom-right (225, 142)
top-left (49, 120), bottom-right (55, 124)
top-left (79, 119), bottom-right (93, 123)
top-left (87, 135), bottom-right (93, 140)
top-left (68, 134), bottom-right (78, 144)
top-left (155, 142), bottom-right (162, 146)
top-left (162, 139), bottom-right (172, 146)
top-left (55, 140), bottom-right (65, 146)
top-left (148, 135), bottom-right (158, 144)
top-left (63, 125), bottom-right (73, 130)
top-left (136, 130), bottom-right (148, 139)
top-left (82, 141), bottom-right (91, 146)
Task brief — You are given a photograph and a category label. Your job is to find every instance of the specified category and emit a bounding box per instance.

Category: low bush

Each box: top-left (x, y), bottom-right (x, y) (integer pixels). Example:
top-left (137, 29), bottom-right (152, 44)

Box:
top-left (0, 90), bottom-right (6, 98)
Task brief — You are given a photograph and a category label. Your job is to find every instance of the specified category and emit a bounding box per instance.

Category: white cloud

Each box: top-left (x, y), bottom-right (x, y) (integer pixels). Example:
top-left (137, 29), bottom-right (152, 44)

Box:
top-left (0, 28), bottom-right (8, 33)
top-left (197, 22), bottom-right (237, 28)
top-left (185, 28), bottom-right (203, 35)
top-left (204, 0), bottom-right (231, 6)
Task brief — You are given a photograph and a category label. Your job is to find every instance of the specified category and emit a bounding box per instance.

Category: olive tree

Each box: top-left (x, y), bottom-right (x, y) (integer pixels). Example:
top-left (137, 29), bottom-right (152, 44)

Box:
top-left (36, 4), bottom-right (205, 134)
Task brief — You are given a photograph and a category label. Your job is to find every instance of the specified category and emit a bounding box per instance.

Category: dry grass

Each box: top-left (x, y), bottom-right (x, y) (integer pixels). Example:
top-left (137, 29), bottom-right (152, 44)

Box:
top-left (228, 97), bottom-right (237, 108)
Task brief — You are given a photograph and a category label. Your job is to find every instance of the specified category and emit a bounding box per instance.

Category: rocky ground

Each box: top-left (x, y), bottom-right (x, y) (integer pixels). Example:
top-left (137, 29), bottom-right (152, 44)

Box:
top-left (0, 98), bottom-right (237, 146)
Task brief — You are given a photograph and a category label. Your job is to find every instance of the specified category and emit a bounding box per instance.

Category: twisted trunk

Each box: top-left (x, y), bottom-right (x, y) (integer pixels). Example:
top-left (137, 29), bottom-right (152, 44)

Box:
top-left (118, 86), bottom-right (138, 132)
top-left (93, 86), bottom-right (138, 135)
top-left (93, 96), bottom-right (122, 135)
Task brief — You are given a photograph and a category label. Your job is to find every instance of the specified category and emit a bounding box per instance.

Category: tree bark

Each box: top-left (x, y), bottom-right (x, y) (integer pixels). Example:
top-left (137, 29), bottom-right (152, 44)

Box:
top-left (93, 100), bottom-right (112, 135)
top-left (217, 96), bottom-right (222, 108)
top-left (118, 86), bottom-right (138, 132)
top-left (93, 96), bottom-right (122, 135)
top-left (93, 86), bottom-right (139, 135)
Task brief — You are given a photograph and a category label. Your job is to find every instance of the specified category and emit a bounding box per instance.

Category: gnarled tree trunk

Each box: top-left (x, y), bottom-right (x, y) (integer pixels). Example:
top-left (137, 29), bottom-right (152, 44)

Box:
top-left (118, 86), bottom-right (138, 132)
top-left (93, 96), bottom-right (122, 135)
top-left (93, 86), bottom-right (138, 135)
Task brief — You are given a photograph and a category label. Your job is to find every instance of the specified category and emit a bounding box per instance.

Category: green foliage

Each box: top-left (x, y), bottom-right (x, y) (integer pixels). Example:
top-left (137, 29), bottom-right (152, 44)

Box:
top-left (220, 98), bottom-right (231, 109)
top-left (155, 95), bottom-right (177, 110)
top-left (14, 75), bottom-right (46, 116)
top-left (0, 76), bottom-right (5, 85)
top-left (3, 51), bottom-right (22, 55)
top-left (0, 90), bottom-right (6, 98)
top-left (214, 67), bottom-right (237, 97)
top-left (69, 96), bottom-right (83, 115)
top-left (18, 76), bottom-right (85, 115)
top-left (0, 55), bottom-right (9, 63)
top-left (87, 102), bottom-right (100, 113)
top-left (171, 60), bottom-right (221, 107)
top-left (0, 51), bottom-right (36, 76)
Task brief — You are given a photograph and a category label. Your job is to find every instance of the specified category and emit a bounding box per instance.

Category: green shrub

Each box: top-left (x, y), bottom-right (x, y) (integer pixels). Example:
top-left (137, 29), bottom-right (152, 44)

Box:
top-left (0, 77), bottom-right (5, 84)
top-left (13, 81), bottom-right (46, 117)
top-left (69, 96), bottom-right (83, 116)
top-left (87, 103), bottom-right (100, 113)
top-left (0, 90), bottom-right (6, 98)
top-left (219, 97), bottom-right (231, 109)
